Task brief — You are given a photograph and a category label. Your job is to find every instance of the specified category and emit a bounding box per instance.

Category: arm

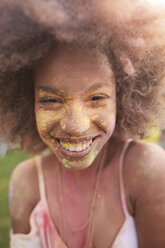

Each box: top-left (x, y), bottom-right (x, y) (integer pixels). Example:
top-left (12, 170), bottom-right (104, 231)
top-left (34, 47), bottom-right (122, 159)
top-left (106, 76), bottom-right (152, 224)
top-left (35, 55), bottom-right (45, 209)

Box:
top-left (9, 158), bottom-right (39, 234)
top-left (124, 141), bottom-right (165, 248)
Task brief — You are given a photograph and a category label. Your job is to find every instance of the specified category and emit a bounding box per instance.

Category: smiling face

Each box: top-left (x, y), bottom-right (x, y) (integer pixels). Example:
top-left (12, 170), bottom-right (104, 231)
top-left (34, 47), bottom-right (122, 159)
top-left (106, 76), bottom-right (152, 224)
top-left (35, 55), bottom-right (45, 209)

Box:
top-left (34, 44), bottom-right (116, 170)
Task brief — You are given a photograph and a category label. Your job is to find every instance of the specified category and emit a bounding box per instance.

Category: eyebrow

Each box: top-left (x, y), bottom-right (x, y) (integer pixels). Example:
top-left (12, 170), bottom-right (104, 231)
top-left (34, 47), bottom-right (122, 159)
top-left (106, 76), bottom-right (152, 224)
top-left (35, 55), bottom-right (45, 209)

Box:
top-left (37, 83), bottom-right (113, 95)
top-left (85, 83), bottom-right (113, 92)
top-left (37, 86), bottom-right (64, 96)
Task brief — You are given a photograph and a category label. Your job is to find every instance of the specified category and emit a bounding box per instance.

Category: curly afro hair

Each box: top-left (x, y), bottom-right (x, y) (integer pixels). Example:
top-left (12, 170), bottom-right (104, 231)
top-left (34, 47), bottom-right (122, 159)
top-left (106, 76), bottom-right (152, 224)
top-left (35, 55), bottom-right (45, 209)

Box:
top-left (0, 0), bottom-right (165, 153)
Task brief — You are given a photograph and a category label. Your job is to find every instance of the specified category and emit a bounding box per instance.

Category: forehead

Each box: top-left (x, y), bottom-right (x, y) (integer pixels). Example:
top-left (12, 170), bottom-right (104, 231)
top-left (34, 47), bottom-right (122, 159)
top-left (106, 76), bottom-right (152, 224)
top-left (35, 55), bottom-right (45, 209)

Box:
top-left (34, 44), bottom-right (114, 93)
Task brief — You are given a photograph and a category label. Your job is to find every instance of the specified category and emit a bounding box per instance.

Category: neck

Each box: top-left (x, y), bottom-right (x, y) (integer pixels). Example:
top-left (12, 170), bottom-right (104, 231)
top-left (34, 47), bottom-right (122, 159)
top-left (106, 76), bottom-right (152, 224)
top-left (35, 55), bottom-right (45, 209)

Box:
top-left (59, 136), bottom-right (120, 191)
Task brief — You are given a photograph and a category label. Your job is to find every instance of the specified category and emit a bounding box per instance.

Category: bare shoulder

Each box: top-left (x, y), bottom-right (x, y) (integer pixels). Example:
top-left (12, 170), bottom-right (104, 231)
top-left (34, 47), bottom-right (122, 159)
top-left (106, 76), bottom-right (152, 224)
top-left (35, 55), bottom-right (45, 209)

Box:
top-left (124, 140), bottom-right (165, 197)
top-left (124, 141), bottom-right (165, 247)
top-left (9, 157), bottom-right (40, 234)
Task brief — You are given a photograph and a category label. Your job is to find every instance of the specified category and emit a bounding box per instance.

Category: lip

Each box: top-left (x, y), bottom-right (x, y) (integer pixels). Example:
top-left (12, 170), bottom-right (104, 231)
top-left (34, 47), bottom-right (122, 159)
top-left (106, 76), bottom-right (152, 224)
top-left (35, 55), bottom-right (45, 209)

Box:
top-left (55, 136), bottom-right (95, 144)
top-left (53, 135), bottom-right (100, 158)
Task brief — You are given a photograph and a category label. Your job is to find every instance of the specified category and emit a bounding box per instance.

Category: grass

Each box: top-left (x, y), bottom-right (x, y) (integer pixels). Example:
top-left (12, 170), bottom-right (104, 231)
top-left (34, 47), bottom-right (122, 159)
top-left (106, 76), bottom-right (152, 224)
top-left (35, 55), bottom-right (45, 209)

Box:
top-left (0, 151), bottom-right (31, 248)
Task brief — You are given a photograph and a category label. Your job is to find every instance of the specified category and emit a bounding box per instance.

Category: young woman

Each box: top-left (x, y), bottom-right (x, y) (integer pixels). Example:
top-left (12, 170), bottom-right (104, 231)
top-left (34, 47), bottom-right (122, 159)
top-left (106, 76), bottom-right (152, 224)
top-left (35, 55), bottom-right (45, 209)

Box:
top-left (0, 0), bottom-right (165, 247)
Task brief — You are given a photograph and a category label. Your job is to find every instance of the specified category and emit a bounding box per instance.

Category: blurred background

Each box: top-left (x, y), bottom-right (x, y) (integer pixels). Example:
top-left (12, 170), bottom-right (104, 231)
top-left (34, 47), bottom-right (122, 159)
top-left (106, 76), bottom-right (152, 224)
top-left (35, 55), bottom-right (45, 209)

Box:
top-left (0, 149), bottom-right (31, 248)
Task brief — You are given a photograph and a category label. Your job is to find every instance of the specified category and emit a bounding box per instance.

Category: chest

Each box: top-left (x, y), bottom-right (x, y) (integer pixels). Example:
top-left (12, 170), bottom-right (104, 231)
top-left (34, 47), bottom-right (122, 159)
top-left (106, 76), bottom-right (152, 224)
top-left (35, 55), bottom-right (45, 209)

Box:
top-left (45, 160), bottom-right (128, 248)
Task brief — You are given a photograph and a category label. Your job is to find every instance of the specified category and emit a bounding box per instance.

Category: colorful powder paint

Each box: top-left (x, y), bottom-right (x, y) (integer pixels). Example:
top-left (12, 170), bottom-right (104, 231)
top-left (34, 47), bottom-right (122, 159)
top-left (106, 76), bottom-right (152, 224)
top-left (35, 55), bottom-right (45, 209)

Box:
top-left (39, 91), bottom-right (47, 97)
top-left (50, 131), bottom-right (54, 136)
top-left (62, 158), bottom-right (73, 168)
top-left (87, 151), bottom-right (98, 166)
top-left (34, 44), bottom-right (116, 173)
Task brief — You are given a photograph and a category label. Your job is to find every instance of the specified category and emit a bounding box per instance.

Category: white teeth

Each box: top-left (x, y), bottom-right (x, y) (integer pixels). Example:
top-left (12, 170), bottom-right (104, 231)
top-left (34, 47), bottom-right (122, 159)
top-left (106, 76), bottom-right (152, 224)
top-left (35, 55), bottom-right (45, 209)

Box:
top-left (60, 142), bottom-right (64, 148)
top-left (69, 145), bottom-right (75, 151)
top-left (83, 144), bottom-right (87, 150)
top-left (86, 143), bottom-right (90, 148)
top-left (59, 140), bottom-right (92, 152)
top-left (76, 146), bottom-right (82, 152)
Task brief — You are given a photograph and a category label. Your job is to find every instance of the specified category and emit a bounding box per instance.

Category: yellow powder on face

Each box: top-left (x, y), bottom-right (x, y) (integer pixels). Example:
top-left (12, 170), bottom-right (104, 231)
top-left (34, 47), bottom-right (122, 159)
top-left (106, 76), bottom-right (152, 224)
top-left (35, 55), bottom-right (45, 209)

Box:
top-left (38, 112), bottom-right (46, 119)
top-left (39, 90), bottom-right (47, 97)
top-left (62, 158), bottom-right (68, 164)
top-left (62, 143), bottom-right (70, 149)
top-left (62, 158), bottom-right (73, 168)
top-left (91, 114), bottom-right (99, 120)
top-left (41, 123), bottom-right (46, 127)
top-left (55, 110), bottom-right (66, 119)
top-left (100, 120), bottom-right (105, 125)
top-left (65, 164), bottom-right (72, 169)
top-left (40, 123), bottom-right (47, 131)
top-left (55, 130), bottom-right (60, 136)
top-left (41, 127), bottom-right (47, 131)
top-left (38, 109), bottom-right (65, 133)
top-left (40, 120), bottom-right (49, 131)
top-left (87, 151), bottom-right (97, 166)
top-left (50, 131), bottom-right (54, 136)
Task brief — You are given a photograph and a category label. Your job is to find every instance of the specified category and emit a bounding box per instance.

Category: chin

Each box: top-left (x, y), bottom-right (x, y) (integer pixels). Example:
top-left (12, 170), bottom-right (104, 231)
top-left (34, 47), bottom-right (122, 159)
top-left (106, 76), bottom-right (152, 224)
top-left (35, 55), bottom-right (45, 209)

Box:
top-left (42, 131), bottom-right (111, 170)
top-left (55, 148), bottom-right (99, 170)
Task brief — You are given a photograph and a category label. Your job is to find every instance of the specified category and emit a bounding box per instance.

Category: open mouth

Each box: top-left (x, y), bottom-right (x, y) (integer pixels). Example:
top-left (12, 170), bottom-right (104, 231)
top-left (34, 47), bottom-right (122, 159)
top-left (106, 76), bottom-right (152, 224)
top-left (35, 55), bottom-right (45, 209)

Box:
top-left (53, 135), bottom-right (99, 158)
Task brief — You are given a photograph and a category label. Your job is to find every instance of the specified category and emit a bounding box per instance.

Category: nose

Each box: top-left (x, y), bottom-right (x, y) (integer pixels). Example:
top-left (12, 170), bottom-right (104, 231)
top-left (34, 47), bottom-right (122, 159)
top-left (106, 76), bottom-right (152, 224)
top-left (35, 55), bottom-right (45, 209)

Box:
top-left (60, 103), bottom-right (90, 136)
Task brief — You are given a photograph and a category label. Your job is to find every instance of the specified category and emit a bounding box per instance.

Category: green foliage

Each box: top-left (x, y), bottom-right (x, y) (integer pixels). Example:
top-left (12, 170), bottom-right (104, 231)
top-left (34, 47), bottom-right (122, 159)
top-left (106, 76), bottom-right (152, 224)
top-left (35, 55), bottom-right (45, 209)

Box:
top-left (0, 151), bottom-right (31, 248)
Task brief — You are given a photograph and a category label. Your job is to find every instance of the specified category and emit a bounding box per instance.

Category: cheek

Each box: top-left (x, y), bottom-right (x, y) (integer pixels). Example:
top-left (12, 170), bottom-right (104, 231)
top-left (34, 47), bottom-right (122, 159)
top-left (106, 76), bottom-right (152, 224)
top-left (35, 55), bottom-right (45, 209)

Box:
top-left (91, 104), bottom-right (116, 133)
top-left (36, 110), bottom-right (52, 135)
top-left (35, 109), bottom-right (64, 137)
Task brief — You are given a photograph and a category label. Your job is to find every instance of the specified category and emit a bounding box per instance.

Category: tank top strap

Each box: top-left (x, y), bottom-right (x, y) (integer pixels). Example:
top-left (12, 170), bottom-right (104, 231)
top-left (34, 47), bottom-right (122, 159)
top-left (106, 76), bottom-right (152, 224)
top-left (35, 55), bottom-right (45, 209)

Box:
top-left (119, 139), bottom-right (132, 217)
top-left (34, 155), bottom-right (46, 202)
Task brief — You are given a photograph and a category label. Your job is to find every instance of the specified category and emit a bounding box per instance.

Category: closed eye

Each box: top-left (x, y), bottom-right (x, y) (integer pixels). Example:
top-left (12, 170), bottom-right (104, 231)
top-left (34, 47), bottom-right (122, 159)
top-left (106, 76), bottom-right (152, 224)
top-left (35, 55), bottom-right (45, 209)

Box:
top-left (39, 97), bottom-right (62, 104)
top-left (91, 96), bottom-right (105, 101)
top-left (90, 94), bottom-right (109, 101)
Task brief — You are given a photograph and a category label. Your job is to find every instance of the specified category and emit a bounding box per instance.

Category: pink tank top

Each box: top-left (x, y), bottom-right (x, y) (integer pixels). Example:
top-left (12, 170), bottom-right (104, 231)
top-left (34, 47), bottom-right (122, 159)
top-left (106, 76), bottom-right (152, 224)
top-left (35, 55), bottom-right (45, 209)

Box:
top-left (10, 140), bottom-right (138, 248)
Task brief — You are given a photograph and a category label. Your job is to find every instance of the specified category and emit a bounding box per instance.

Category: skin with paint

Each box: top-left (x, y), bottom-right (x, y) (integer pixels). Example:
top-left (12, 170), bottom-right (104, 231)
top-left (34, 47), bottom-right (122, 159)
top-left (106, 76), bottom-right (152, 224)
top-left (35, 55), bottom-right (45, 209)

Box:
top-left (34, 45), bottom-right (116, 170)
top-left (10, 45), bottom-right (165, 248)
